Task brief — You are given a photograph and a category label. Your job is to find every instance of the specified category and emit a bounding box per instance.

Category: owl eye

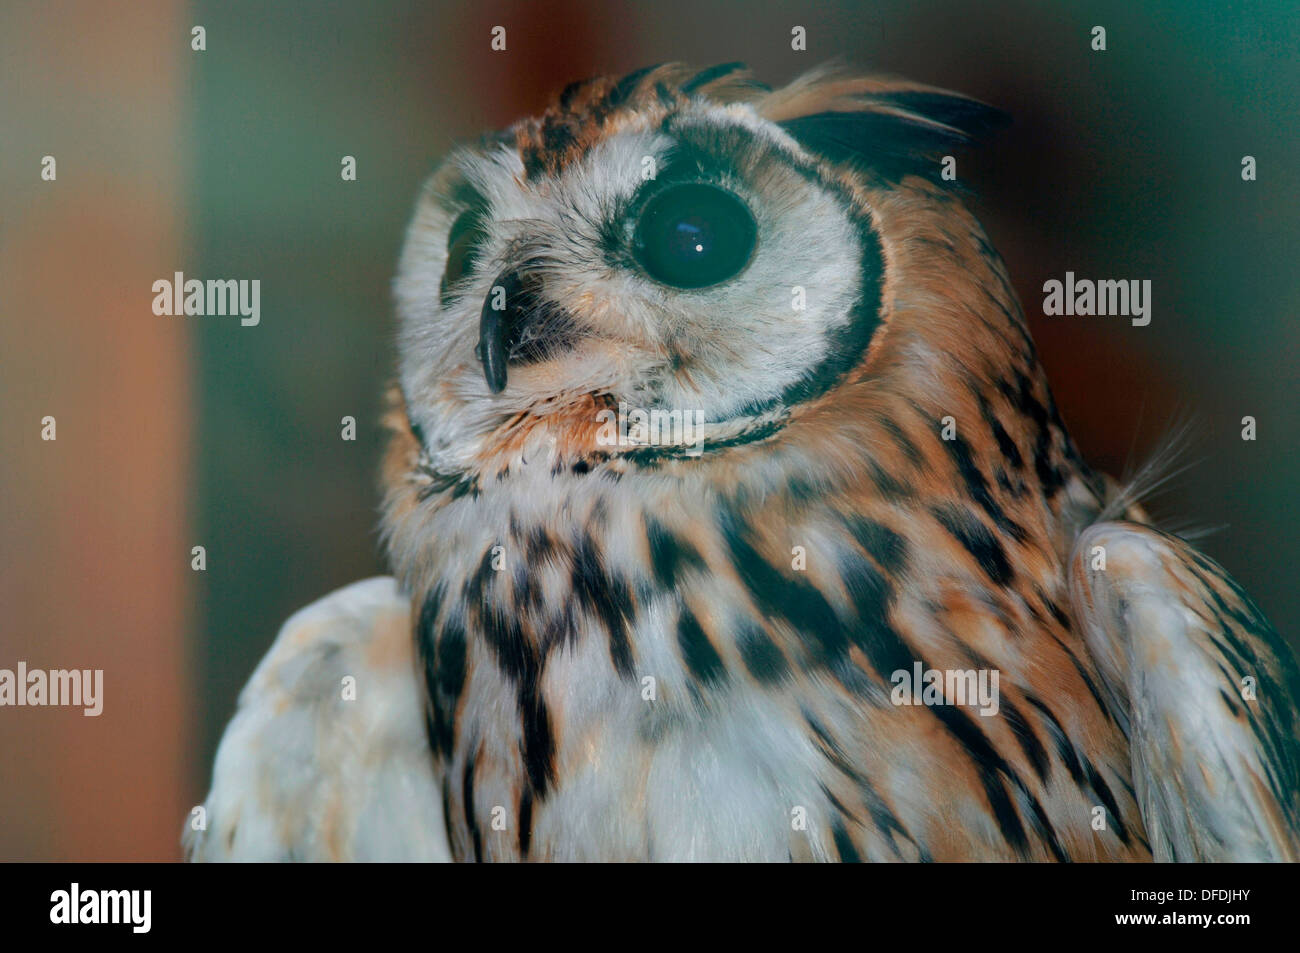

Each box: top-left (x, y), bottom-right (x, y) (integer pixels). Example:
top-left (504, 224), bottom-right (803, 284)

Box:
top-left (632, 183), bottom-right (757, 289)
top-left (440, 210), bottom-right (487, 304)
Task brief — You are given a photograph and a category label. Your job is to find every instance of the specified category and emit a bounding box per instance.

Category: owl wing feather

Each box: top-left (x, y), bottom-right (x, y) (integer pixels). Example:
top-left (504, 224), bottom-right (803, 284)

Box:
top-left (1069, 522), bottom-right (1300, 861)
top-left (184, 577), bottom-right (451, 862)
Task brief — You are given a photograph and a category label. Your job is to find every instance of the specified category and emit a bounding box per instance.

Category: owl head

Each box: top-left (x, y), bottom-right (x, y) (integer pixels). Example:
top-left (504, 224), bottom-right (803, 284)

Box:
top-left (393, 63), bottom-right (1025, 491)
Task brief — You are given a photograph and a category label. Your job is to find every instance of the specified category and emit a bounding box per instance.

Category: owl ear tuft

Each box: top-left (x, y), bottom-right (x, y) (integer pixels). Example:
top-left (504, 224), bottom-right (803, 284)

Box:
top-left (762, 68), bottom-right (1008, 179)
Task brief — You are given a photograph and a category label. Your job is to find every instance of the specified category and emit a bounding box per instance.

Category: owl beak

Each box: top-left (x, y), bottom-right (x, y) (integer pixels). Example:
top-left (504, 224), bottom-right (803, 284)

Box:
top-left (477, 269), bottom-right (581, 393)
top-left (477, 270), bottom-right (525, 394)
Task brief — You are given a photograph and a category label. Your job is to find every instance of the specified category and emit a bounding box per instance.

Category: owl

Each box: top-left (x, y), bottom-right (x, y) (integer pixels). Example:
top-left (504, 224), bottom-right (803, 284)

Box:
top-left (186, 63), bottom-right (1300, 862)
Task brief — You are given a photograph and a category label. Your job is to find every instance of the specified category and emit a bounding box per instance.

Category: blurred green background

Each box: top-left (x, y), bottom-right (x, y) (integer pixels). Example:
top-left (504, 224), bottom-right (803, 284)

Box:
top-left (2, 0), bottom-right (1296, 859)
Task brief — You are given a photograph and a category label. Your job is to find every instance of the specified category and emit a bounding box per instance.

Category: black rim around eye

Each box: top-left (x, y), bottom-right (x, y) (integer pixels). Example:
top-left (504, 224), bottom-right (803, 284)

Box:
top-left (633, 183), bottom-right (757, 289)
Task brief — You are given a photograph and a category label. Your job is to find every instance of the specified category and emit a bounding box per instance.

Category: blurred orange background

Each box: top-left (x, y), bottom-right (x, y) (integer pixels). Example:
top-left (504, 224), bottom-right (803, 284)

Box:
top-left (1, 0), bottom-right (1296, 860)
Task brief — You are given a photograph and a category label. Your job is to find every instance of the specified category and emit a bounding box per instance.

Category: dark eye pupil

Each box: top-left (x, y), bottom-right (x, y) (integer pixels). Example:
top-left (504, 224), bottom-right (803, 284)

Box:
top-left (440, 210), bottom-right (486, 306)
top-left (634, 183), bottom-right (756, 289)
top-left (670, 218), bottom-right (712, 258)
top-left (445, 230), bottom-right (477, 281)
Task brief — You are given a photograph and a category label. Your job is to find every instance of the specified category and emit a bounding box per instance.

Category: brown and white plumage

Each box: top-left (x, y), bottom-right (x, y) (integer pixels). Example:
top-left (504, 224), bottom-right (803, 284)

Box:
top-left (185, 578), bottom-right (450, 861)
top-left (1071, 523), bottom-right (1300, 861)
top-left (189, 64), bottom-right (1300, 862)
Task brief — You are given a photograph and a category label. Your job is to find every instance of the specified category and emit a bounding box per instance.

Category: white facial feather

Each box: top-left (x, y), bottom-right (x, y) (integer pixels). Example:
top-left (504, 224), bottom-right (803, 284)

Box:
top-left (395, 101), bottom-right (865, 481)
